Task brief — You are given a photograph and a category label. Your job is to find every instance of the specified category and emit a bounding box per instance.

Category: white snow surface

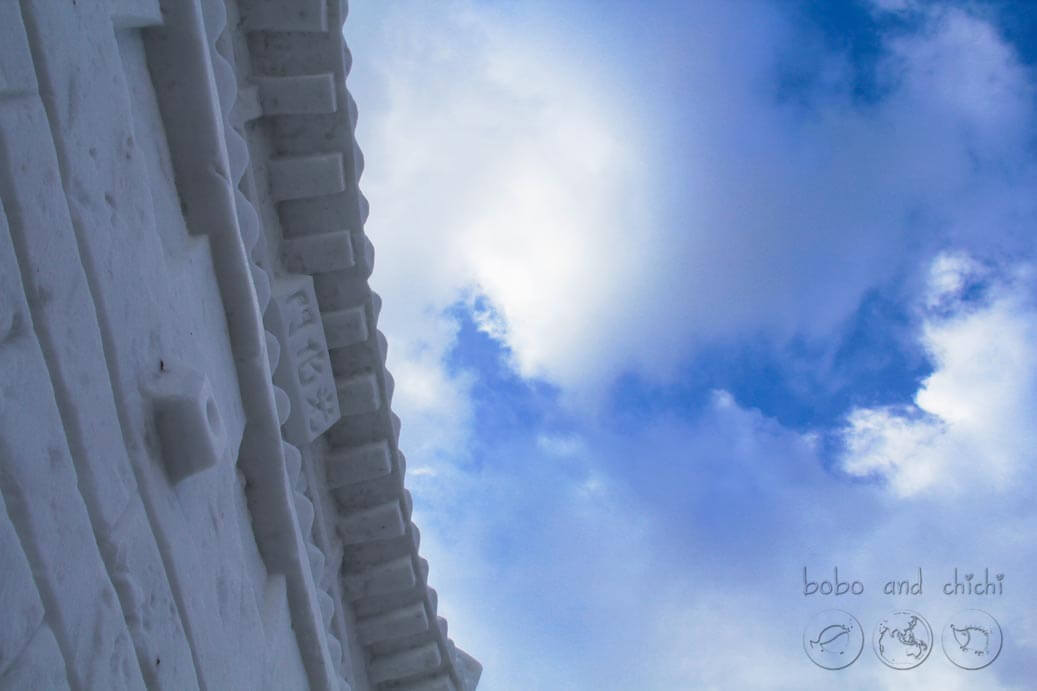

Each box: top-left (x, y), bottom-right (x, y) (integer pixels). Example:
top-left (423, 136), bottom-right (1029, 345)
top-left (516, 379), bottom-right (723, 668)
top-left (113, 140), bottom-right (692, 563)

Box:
top-left (1, 1), bottom-right (477, 690)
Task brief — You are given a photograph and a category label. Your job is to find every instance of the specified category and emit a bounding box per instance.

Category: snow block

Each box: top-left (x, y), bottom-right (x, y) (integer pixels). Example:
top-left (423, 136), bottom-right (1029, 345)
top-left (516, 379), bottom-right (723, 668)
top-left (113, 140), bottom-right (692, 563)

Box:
top-left (322, 306), bottom-right (368, 349)
top-left (257, 74), bottom-right (337, 115)
top-left (454, 649), bottom-right (482, 691)
top-left (108, 0), bottom-right (162, 28)
top-left (368, 642), bottom-right (442, 684)
top-left (384, 369), bottom-right (396, 406)
top-left (354, 233), bottom-right (375, 278)
top-left (371, 292), bottom-right (383, 321)
top-left (335, 372), bottom-right (382, 416)
top-left (326, 440), bottom-right (393, 488)
top-left (281, 230), bottom-right (355, 274)
top-left (240, 0), bottom-right (328, 32)
top-left (401, 490), bottom-right (414, 521)
top-left (339, 501), bottom-right (406, 545)
top-left (235, 84), bottom-right (263, 124)
top-left (376, 331), bottom-right (389, 363)
top-left (269, 153), bottom-right (346, 201)
top-left (343, 556), bottom-right (417, 601)
top-left (342, 524), bottom-right (420, 572)
top-left (357, 603), bottom-right (429, 645)
top-left (151, 364), bottom-right (226, 484)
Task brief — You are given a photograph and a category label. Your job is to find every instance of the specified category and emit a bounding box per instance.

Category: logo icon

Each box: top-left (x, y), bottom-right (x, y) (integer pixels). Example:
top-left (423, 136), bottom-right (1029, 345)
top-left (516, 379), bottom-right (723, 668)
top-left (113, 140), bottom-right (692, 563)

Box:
top-left (873, 610), bottom-right (933, 669)
top-left (942, 609), bottom-right (1003, 670)
top-left (803, 610), bottom-right (864, 670)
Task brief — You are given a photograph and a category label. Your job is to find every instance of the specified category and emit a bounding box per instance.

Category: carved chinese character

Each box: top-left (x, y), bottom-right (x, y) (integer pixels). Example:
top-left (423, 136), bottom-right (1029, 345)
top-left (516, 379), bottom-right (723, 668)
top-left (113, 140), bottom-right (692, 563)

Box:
top-left (307, 385), bottom-right (338, 432)
top-left (297, 352), bottom-right (325, 384)
top-left (286, 289), bottom-right (316, 336)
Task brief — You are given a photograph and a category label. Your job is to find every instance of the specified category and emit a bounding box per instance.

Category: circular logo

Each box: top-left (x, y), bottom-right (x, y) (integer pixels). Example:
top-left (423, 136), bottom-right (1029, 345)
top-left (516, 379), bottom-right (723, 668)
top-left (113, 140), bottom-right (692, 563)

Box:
top-left (803, 609), bottom-right (864, 670)
top-left (873, 610), bottom-right (933, 669)
top-left (942, 609), bottom-right (1003, 670)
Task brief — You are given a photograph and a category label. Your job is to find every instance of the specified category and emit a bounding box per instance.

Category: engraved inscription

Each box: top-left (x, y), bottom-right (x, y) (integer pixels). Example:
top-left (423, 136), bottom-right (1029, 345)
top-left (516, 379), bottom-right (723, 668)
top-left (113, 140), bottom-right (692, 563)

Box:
top-left (306, 385), bottom-right (338, 433)
top-left (268, 275), bottom-right (341, 444)
top-left (286, 290), bottom-right (317, 336)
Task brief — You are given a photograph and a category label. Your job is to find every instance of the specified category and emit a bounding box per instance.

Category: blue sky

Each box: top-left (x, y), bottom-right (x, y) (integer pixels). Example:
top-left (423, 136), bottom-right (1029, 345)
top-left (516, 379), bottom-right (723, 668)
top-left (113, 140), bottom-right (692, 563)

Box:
top-left (344, 1), bottom-right (1037, 688)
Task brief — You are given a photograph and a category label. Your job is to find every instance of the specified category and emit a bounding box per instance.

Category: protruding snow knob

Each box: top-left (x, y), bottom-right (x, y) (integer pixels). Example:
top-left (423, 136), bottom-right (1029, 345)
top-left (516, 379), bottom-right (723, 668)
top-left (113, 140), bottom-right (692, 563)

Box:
top-left (151, 363), bottom-right (225, 484)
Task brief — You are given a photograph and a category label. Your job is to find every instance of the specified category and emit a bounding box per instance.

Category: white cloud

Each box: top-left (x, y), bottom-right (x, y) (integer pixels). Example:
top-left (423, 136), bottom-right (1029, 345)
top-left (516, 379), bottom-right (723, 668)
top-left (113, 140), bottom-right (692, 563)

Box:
top-left (383, 339), bottom-right (475, 463)
top-left (925, 251), bottom-right (987, 309)
top-left (410, 381), bottom-right (1037, 689)
top-left (347, 1), bottom-right (1037, 404)
top-left (535, 433), bottom-right (585, 459)
top-left (341, 3), bottom-right (1037, 688)
top-left (840, 254), bottom-right (1037, 496)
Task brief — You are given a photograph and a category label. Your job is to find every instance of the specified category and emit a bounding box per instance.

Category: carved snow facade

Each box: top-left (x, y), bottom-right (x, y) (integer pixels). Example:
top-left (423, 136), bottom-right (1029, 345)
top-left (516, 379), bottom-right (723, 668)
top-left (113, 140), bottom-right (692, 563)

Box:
top-left (0, 1), bottom-right (479, 689)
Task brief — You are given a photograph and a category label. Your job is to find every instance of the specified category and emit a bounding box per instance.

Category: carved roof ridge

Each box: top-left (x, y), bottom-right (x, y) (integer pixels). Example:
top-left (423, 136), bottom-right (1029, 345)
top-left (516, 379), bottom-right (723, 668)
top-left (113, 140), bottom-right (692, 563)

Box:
top-left (209, 1), bottom-right (481, 689)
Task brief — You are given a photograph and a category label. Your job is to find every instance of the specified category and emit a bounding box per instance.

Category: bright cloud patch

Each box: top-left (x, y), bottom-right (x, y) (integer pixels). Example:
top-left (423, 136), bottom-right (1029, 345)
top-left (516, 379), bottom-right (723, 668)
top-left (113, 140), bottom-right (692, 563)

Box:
top-left (347, 1), bottom-right (1037, 401)
top-left (345, 0), bottom-right (656, 404)
top-left (840, 254), bottom-right (1037, 496)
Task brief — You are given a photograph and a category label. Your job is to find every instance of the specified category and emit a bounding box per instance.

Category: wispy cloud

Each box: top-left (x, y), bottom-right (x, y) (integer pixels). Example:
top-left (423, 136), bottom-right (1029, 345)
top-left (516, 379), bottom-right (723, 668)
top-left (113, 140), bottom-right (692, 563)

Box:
top-left (840, 254), bottom-right (1037, 496)
top-left (349, 0), bottom-right (1037, 403)
top-left (344, 1), bottom-right (1037, 688)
